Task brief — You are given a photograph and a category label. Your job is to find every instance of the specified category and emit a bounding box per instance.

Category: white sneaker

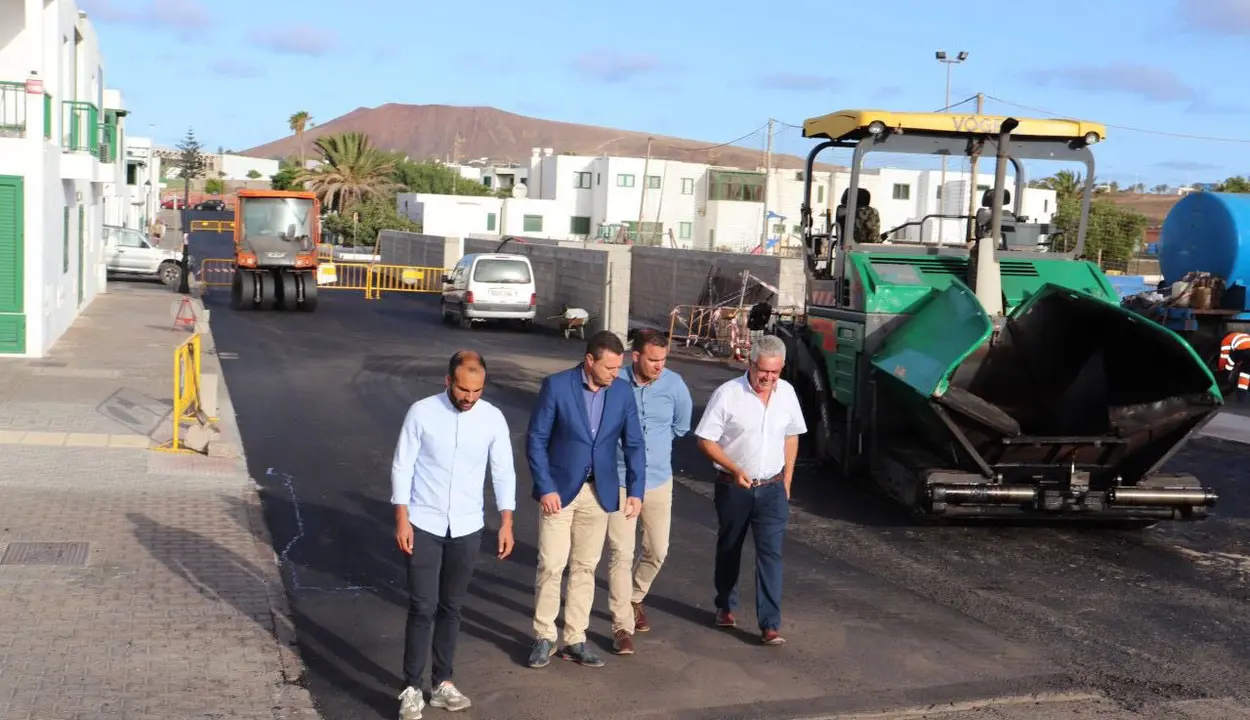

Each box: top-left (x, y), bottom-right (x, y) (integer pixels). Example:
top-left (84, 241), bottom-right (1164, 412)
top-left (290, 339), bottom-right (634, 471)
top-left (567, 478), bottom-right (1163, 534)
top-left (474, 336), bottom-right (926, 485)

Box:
top-left (398, 686), bottom-right (424, 720)
top-left (429, 681), bottom-right (472, 712)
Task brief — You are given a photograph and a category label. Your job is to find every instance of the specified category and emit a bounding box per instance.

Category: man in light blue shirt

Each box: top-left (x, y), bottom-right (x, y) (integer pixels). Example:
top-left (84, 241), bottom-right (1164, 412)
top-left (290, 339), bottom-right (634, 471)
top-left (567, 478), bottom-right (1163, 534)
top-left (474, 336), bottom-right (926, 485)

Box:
top-left (606, 329), bottom-right (693, 655)
top-left (391, 350), bottom-right (516, 720)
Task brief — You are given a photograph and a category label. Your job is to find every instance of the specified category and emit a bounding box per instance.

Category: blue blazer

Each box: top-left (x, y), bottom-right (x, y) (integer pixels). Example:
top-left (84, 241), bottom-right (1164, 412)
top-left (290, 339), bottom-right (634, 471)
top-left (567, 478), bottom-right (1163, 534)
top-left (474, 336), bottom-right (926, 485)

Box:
top-left (527, 365), bottom-right (646, 511)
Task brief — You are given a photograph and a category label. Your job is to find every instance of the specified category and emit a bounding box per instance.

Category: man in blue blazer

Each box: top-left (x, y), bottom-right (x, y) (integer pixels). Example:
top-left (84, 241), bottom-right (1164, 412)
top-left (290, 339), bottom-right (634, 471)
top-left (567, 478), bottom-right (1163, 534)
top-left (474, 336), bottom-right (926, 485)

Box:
top-left (526, 329), bottom-right (647, 670)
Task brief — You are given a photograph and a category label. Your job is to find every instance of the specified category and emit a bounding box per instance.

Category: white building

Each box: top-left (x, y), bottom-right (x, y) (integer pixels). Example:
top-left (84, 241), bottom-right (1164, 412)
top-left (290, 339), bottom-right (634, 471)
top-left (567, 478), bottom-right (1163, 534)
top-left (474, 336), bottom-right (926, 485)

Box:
top-left (156, 149), bottom-right (279, 181)
top-left (0, 0), bottom-right (133, 357)
top-left (116, 135), bottom-right (161, 231)
top-left (400, 148), bottom-right (1059, 254)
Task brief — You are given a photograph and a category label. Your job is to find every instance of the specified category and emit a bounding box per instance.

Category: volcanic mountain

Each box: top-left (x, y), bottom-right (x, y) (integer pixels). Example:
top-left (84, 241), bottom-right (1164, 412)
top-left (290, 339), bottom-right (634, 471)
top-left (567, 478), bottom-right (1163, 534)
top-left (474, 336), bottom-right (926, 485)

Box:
top-left (241, 104), bottom-right (836, 171)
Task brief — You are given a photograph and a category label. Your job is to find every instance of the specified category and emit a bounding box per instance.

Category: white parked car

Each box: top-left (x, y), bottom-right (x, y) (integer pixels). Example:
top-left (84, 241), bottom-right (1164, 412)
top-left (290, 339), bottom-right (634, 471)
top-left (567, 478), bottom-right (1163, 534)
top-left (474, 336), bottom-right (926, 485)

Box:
top-left (441, 252), bottom-right (537, 329)
top-left (103, 225), bottom-right (187, 287)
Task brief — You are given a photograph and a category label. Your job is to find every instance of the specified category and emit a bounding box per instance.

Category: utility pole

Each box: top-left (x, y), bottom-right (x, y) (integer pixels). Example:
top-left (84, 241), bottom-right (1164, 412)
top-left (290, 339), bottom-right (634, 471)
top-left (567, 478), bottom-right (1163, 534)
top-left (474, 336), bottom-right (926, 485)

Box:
top-left (965, 93), bottom-right (985, 244)
top-left (935, 50), bottom-right (968, 246)
top-left (760, 118), bottom-right (773, 248)
top-left (635, 136), bottom-right (652, 244)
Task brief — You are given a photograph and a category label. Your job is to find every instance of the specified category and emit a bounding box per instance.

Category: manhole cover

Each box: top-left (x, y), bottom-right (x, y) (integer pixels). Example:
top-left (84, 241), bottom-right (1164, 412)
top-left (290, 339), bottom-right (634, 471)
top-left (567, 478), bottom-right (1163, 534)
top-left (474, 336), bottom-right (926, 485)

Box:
top-left (0, 541), bottom-right (90, 566)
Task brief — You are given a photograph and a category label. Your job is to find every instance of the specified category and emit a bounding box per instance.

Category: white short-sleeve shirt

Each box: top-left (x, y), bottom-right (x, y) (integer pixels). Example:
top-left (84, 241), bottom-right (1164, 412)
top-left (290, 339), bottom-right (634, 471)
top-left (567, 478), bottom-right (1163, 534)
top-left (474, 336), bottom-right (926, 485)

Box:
top-left (694, 374), bottom-right (808, 480)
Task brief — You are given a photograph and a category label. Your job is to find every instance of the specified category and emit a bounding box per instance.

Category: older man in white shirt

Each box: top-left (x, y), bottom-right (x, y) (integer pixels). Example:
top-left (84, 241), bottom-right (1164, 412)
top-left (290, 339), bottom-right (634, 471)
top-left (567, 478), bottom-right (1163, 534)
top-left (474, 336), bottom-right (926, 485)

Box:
top-left (694, 334), bottom-right (806, 647)
top-left (391, 350), bottom-right (517, 720)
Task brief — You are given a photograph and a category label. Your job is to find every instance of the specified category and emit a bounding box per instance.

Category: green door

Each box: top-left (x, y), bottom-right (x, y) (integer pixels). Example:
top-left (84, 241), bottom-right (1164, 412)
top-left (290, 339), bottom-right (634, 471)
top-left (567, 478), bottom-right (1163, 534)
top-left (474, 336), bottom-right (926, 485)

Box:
top-left (0, 175), bottom-right (25, 354)
top-left (77, 204), bottom-right (85, 305)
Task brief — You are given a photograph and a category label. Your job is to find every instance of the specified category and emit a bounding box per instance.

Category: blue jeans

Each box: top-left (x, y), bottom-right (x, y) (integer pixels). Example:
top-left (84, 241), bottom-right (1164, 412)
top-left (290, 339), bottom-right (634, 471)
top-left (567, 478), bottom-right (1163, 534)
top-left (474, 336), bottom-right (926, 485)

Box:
top-left (713, 479), bottom-right (789, 631)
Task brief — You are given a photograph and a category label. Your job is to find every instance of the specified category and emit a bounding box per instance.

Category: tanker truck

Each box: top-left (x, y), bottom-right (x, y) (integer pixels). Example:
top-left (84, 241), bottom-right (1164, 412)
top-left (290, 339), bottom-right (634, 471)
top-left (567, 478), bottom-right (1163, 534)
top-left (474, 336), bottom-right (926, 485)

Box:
top-left (771, 109), bottom-right (1220, 525)
top-left (1125, 191), bottom-right (1250, 382)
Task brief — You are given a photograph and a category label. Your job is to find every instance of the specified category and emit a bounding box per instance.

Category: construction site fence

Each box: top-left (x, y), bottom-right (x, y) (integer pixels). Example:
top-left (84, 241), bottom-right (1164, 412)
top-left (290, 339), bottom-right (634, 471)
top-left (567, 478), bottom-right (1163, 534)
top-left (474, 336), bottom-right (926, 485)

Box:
top-left (158, 332), bottom-right (204, 454)
top-left (667, 304), bottom-right (805, 360)
top-left (189, 220), bottom-right (235, 233)
top-left (364, 264), bottom-right (447, 298)
top-left (195, 260), bottom-right (450, 298)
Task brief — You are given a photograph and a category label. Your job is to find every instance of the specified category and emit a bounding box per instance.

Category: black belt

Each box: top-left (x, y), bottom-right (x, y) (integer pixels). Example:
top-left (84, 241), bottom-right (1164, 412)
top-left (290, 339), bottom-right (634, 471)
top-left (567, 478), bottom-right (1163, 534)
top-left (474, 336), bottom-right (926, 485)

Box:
top-left (716, 471), bottom-right (782, 488)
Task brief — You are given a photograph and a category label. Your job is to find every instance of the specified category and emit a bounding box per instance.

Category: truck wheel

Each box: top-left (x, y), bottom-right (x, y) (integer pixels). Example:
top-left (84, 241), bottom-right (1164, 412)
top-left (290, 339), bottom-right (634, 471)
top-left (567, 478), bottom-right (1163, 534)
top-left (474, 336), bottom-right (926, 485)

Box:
top-left (795, 344), bottom-right (835, 465)
top-left (255, 272), bottom-right (276, 311)
top-left (297, 272), bottom-right (318, 312)
top-left (159, 261), bottom-right (182, 287)
top-left (276, 271), bottom-right (298, 311)
top-left (231, 271), bottom-right (254, 311)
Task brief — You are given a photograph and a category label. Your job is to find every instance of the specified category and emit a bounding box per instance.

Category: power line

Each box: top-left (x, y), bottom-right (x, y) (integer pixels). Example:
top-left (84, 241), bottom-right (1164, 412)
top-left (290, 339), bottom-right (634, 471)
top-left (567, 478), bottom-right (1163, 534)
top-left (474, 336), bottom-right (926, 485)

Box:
top-left (652, 122), bottom-right (770, 153)
top-left (986, 94), bottom-right (1250, 144)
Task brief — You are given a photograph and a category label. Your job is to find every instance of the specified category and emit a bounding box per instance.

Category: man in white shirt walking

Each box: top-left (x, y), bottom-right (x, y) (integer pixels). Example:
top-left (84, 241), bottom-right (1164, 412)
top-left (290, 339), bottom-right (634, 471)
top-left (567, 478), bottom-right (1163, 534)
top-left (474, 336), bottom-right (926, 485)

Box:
top-left (391, 350), bottom-right (517, 720)
top-left (694, 334), bottom-right (806, 646)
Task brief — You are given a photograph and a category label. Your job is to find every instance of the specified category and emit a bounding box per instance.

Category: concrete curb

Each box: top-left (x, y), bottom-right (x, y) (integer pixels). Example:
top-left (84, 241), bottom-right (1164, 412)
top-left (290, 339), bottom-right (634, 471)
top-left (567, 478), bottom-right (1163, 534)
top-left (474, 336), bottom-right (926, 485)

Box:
top-left (199, 295), bottom-right (322, 718)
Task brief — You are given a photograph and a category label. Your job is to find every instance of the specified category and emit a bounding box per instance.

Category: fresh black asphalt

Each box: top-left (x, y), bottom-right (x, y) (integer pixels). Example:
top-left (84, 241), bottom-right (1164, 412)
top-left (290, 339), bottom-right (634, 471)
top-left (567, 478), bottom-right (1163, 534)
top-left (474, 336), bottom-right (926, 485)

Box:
top-left (193, 233), bottom-right (1250, 720)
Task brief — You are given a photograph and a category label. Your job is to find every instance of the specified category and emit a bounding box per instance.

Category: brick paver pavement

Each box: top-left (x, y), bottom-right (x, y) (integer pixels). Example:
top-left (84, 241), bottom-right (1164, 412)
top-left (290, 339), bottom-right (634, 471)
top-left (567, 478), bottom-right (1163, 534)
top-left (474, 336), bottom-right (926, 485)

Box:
top-left (0, 283), bottom-right (320, 720)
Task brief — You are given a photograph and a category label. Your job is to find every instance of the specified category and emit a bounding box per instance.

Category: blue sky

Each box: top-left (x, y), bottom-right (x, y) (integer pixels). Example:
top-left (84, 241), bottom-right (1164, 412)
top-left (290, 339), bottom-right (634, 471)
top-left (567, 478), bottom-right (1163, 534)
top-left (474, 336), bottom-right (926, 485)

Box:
top-left (82, 0), bottom-right (1250, 188)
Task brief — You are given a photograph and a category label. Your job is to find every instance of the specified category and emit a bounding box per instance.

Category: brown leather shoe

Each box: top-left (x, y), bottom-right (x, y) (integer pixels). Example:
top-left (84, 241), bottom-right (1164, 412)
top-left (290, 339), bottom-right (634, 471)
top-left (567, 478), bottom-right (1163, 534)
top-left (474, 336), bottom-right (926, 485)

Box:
top-left (632, 602), bottom-right (651, 633)
top-left (612, 630), bottom-right (635, 655)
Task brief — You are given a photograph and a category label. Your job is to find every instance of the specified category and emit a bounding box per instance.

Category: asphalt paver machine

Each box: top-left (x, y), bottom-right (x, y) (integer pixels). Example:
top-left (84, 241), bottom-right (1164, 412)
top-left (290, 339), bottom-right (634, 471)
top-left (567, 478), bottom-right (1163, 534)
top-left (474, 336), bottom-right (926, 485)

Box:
top-left (772, 109), bottom-right (1221, 525)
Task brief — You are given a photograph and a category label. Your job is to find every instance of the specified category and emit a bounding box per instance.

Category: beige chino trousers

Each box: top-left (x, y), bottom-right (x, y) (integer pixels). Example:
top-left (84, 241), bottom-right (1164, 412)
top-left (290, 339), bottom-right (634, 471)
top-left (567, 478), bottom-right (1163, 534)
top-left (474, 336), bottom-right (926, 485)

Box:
top-left (532, 483), bottom-right (610, 646)
top-left (606, 480), bottom-right (674, 634)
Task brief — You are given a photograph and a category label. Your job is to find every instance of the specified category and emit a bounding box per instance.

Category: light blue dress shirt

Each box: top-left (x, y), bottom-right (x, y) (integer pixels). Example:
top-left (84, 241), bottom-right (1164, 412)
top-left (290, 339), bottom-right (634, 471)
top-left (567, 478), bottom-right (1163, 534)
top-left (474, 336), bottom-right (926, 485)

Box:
top-left (390, 392), bottom-right (517, 538)
top-left (615, 366), bottom-right (693, 491)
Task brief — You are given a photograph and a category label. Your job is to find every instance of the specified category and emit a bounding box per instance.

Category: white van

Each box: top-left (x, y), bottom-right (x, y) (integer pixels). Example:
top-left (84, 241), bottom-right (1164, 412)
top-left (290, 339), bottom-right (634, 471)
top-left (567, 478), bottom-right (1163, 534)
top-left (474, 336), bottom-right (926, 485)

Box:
top-left (441, 252), bottom-right (537, 329)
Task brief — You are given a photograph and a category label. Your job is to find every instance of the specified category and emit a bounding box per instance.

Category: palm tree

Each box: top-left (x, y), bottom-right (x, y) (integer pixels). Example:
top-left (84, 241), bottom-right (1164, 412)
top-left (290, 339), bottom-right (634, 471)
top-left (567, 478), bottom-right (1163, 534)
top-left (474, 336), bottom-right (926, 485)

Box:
top-left (289, 111), bottom-right (312, 167)
top-left (1041, 170), bottom-right (1084, 201)
top-left (295, 131), bottom-right (397, 212)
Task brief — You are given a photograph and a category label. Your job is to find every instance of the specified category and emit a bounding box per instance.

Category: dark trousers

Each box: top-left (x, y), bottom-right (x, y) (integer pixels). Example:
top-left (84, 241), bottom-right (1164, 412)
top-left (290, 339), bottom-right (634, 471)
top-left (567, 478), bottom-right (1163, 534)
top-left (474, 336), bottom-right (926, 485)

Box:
top-left (403, 525), bottom-right (480, 689)
top-left (713, 479), bottom-right (789, 631)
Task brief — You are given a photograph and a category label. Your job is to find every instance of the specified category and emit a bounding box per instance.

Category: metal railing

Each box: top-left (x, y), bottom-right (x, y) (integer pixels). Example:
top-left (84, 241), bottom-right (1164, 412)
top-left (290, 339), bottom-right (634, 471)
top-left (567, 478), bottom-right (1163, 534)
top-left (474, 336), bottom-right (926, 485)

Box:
top-left (0, 81), bottom-right (25, 136)
top-left (365, 264), bottom-right (448, 299)
top-left (196, 259), bottom-right (450, 300)
top-left (316, 243), bottom-right (334, 260)
top-left (190, 220), bottom-right (235, 233)
top-left (62, 101), bottom-right (98, 153)
top-left (98, 118), bottom-right (117, 163)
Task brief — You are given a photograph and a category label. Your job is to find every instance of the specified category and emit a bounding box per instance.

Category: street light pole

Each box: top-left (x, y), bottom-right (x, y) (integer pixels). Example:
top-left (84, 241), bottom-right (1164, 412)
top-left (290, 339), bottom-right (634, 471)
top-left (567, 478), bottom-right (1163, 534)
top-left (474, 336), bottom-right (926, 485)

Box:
top-left (178, 172), bottom-right (191, 294)
top-left (935, 50), bottom-right (968, 246)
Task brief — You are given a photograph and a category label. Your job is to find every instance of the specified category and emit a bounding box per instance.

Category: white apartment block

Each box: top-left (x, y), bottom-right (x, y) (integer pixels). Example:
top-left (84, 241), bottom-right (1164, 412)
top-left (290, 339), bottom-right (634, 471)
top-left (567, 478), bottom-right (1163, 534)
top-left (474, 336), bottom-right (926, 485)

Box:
top-left (118, 136), bottom-right (161, 232)
top-left (0, 0), bottom-right (135, 357)
top-left (402, 149), bottom-right (1058, 254)
top-left (155, 148), bottom-right (278, 181)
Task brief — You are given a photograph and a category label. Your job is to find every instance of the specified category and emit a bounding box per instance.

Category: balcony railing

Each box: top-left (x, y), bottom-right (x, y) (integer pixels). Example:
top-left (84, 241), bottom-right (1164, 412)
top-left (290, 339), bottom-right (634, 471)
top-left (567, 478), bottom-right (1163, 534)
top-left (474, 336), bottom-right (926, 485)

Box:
top-left (62, 100), bottom-right (98, 154)
top-left (0, 81), bottom-right (26, 137)
top-left (98, 118), bottom-right (117, 163)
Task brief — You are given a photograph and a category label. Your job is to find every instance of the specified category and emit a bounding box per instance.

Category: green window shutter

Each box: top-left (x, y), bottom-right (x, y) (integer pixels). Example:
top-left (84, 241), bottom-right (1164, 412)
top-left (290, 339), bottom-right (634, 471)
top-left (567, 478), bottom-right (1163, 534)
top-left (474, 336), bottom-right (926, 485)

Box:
top-left (77, 205), bottom-right (85, 305)
top-left (0, 175), bottom-right (24, 314)
top-left (63, 207), bottom-right (69, 273)
top-left (0, 175), bottom-right (25, 354)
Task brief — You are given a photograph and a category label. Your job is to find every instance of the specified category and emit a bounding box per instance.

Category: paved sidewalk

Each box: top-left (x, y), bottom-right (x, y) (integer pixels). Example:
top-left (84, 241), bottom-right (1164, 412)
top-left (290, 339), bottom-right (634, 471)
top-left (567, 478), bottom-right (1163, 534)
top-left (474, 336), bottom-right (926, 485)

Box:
top-left (0, 282), bottom-right (319, 720)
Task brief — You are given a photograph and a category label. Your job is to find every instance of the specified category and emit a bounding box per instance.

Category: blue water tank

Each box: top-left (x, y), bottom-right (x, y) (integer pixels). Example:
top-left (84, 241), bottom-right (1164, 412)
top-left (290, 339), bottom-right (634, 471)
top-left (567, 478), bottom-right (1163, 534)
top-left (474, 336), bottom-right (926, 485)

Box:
top-left (1159, 192), bottom-right (1250, 287)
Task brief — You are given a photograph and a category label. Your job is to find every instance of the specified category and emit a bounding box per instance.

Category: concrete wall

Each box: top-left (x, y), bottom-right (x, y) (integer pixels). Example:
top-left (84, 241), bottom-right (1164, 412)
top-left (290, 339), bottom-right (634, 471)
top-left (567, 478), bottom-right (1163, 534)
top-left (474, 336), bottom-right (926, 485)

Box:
top-left (628, 246), bottom-right (806, 331)
top-left (377, 230), bottom-right (460, 269)
top-left (371, 231), bottom-right (807, 341)
top-left (462, 236), bottom-right (630, 339)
